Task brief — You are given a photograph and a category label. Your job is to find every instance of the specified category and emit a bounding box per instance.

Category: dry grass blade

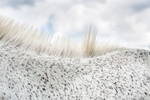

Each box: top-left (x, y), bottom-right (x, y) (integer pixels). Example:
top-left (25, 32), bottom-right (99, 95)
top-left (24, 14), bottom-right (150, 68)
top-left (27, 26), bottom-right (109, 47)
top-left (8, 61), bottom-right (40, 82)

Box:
top-left (82, 26), bottom-right (98, 57)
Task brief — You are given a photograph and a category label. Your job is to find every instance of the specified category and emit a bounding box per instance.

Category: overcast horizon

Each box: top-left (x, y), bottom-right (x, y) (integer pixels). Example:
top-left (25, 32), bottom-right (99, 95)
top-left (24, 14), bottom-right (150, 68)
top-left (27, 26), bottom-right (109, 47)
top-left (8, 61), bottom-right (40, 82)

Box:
top-left (0, 0), bottom-right (150, 49)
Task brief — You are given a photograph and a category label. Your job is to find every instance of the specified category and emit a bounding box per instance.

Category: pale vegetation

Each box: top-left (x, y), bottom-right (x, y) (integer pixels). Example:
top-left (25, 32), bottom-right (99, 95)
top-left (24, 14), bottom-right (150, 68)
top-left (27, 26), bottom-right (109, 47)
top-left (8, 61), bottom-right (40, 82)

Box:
top-left (0, 16), bottom-right (125, 57)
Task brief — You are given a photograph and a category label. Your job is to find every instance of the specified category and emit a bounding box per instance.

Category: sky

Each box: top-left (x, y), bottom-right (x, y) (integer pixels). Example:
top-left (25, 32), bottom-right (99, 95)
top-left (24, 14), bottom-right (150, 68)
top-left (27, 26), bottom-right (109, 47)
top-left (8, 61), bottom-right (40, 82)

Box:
top-left (0, 0), bottom-right (150, 49)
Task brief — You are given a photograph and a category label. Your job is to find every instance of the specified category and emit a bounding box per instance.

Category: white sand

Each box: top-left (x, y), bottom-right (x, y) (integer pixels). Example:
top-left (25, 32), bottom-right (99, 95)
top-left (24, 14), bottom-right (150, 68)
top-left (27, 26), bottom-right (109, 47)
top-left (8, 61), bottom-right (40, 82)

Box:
top-left (0, 42), bottom-right (149, 100)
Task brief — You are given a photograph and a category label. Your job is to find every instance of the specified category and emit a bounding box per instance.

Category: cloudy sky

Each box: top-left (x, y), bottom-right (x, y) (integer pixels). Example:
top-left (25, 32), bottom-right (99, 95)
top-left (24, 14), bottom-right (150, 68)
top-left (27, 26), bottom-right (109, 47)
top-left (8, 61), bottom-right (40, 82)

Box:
top-left (0, 0), bottom-right (150, 49)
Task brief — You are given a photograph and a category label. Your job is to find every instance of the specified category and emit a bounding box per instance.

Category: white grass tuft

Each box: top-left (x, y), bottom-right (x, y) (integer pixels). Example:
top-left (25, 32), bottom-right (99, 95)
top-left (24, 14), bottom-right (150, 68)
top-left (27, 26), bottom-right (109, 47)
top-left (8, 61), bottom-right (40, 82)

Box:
top-left (82, 26), bottom-right (125, 57)
top-left (0, 15), bottom-right (125, 57)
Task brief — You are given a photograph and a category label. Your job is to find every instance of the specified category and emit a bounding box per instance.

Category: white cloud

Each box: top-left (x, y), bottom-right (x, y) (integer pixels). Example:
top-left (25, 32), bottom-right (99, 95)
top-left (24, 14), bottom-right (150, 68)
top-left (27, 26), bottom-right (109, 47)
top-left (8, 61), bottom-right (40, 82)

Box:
top-left (0, 0), bottom-right (150, 49)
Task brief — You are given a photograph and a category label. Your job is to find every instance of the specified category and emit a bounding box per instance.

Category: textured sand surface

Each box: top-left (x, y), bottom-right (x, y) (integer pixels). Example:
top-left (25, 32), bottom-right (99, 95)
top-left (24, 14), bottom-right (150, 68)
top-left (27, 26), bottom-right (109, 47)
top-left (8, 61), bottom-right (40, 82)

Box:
top-left (0, 42), bottom-right (150, 100)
